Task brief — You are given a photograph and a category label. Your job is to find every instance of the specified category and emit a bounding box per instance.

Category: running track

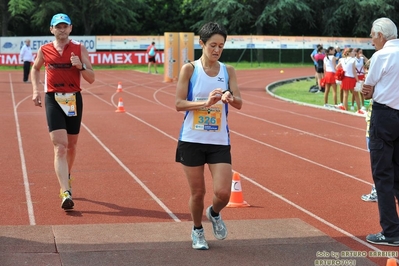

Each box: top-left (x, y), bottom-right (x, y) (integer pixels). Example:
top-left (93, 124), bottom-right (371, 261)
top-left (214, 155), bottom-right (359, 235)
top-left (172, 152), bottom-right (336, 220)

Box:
top-left (0, 67), bottom-right (396, 265)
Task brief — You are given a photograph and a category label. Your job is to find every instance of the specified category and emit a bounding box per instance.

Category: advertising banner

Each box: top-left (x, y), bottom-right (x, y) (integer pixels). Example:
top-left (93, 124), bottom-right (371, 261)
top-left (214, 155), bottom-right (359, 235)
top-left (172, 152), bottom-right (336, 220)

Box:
top-left (96, 35), bottom-right (164, 50)
top-left (223, 35), bottom-right (373, 50)
top-left (0, 51), bottom-right (164, 66)
top-left (0, 36), bottom-right (96, 54)
top-left (1, 35), bottom-right (373, 53)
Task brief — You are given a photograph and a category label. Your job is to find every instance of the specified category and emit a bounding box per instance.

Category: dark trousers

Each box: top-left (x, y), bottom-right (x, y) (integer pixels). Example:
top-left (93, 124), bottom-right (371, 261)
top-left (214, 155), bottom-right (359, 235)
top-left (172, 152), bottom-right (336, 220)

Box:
top-left (23, 61), bottom-right (31, 81)
top-left (369, 101), bottom-right (399, 237)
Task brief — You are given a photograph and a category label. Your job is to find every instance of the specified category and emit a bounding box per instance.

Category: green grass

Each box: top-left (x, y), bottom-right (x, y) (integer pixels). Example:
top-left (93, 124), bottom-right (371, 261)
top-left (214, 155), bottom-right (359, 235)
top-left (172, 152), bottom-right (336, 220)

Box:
top-left (272, 79), bottom-right (371, 111)
top-left (272, 79), bottom-right (324, 106)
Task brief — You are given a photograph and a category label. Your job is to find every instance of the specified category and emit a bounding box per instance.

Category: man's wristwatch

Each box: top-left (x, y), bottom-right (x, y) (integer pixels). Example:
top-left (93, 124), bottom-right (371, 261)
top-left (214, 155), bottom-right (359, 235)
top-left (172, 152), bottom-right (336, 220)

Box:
top-left (80, 63), bottom-right (86, 71)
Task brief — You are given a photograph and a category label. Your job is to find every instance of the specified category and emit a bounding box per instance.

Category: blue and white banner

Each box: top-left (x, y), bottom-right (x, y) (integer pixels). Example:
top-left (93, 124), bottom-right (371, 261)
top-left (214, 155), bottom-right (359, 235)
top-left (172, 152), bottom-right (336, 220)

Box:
top-left (1, 35), bottom-right (373, 54)
top-left (0, 36), bottom-right (96, 54)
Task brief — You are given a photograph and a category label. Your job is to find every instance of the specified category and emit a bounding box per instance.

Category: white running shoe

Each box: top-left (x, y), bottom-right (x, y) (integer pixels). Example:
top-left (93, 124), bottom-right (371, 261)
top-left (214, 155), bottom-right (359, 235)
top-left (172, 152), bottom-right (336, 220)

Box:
top-left (206, 206), bottom-right (228, 240)
top-left (361, 186), bottom-right (377, 202)
top-left (191, 228), bottom-right (209, 250)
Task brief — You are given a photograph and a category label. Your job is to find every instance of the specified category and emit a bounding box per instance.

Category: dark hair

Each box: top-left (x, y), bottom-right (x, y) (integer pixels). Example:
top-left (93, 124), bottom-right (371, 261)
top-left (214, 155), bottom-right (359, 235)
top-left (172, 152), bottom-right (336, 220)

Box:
top-left (326, 46), bottom-right (335, 60)
top-left (198, 22), bottom-right (227, 44)
top-left (151, 42), bottom-right (155, 45)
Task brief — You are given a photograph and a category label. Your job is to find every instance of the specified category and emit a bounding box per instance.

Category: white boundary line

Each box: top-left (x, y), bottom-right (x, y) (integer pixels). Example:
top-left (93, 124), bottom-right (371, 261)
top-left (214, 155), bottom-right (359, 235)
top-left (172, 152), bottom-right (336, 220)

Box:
top-left (10, 74), bottom-right (36, 225)
top-left (81, 118), bottom-right (180, 222)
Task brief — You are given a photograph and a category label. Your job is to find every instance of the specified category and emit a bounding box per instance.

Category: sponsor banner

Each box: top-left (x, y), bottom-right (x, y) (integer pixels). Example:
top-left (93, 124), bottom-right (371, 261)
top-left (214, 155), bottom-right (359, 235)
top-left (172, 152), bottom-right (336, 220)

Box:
top-left (0, 51), bottom-right (164, 66)
top-left (1, 35), bottom-right (373, 52)
top-left (224, 35), bottom-right (373, 50)
top-left (0, 36), bottom-right (96, 54)
top-left (96, 35), bottom-right (164, 50)
top-left (163, 32), bottom-right (179, 82)
top-left (89, 51), bottom-right (164, 65)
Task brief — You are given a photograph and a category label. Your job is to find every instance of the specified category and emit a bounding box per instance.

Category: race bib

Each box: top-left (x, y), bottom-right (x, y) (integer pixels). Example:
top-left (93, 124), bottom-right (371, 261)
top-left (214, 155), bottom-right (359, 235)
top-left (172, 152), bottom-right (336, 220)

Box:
top-left (192, 97), bottom-right (222, 131)
top-left (55, 93), bottom-right (77, 117)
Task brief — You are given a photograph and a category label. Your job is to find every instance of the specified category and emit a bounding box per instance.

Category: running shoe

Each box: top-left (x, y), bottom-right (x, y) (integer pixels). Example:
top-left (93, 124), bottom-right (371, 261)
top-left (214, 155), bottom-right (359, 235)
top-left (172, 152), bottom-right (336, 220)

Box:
top-left (206, 206), bottom-right (227, 240)
top-left (366, 232), bottom-right (399, 246)
top-left (361, 186), bottom-right (377, 202)
top-left (191, 228), bottom-right (209, 250)
top-left (60, 190), bottom-right (74, 210)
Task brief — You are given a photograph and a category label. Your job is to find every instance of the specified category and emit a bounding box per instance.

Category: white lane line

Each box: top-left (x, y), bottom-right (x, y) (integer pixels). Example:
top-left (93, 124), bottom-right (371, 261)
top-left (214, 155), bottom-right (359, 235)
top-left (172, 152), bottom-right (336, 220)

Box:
top-left (231, 129), bottom-right (372, 186)
top-left (81, 123), bottom-right (180, 222)
top-left (236, 112), bottom-right (368, 152)
top-left (240, 173), bottom-right (387, 254)
top-left (10, 74), bottom-right (36, 225)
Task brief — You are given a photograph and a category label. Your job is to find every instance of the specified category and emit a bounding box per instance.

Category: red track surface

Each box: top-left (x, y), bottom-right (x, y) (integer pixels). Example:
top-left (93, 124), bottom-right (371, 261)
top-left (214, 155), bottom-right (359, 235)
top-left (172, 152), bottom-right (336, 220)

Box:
top-left (0, 67), bottom-right (395, 265)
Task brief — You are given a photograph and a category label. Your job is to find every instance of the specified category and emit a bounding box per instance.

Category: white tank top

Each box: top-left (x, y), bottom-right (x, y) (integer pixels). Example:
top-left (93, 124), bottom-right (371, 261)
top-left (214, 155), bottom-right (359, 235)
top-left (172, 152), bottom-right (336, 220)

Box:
top-left (343, 57), bottom-right (356, 77)
top-left (178, 60), bottom-right (230, 145)
top-left (355, 57), bottom-right (365, 75)
top-left (324, 55), bottom-right (336, 73)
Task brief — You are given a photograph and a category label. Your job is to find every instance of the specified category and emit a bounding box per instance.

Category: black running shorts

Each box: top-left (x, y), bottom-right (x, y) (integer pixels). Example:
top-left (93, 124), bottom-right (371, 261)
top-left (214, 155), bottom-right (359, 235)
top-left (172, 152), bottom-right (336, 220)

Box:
top-left (45, 92), bottom-right (83, 134)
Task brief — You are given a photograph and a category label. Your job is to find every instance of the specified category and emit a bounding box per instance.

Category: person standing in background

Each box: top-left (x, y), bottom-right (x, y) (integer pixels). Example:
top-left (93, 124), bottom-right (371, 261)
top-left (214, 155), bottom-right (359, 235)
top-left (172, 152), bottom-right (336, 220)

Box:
top-left (310, 44), bottom-right (323, 88)
top-left (146, 41), bottom-right (158, 74)
top-left (362, 17), bottom-right (399, 246)
top-left (351, 48), bottom-right (368, 112)
top-left (314, 46), bottom-right (326, 92)
top-left (336, 48), bottom-right (363, 113)
top-left (20, 39), bottom-right (34, 83)
top-left (335, 46), bottom-right (342, 62)
top-left (323, 46), bottom-right (337, 106)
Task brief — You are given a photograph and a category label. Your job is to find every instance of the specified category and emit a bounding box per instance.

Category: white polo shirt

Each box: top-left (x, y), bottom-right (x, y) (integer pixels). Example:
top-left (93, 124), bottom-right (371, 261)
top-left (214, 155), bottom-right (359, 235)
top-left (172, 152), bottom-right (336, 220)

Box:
top-left (364, 39), bottom-right (399, 110)
top-left (19, 45), bottom-right (33, 62)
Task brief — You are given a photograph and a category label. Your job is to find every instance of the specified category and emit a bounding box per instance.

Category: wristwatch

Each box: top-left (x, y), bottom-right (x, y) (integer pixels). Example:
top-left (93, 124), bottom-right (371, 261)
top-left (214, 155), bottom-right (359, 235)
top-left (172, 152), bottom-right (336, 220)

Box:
top-left (222, 89), bottom-right (233, 96)
top-left (80, 63), bottom-right (86, 71)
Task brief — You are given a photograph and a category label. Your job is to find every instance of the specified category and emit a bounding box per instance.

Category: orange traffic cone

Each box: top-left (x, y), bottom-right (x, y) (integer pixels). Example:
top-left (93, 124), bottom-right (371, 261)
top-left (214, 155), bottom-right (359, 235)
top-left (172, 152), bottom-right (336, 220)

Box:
top-left (227, 172), bottom-right (250, 208)
top-left (387, 258), bottom-right (397, 266)
top-left (115, 97), bottom-right (125, 113)
top-left (116, 82), bottom-right (123, 92)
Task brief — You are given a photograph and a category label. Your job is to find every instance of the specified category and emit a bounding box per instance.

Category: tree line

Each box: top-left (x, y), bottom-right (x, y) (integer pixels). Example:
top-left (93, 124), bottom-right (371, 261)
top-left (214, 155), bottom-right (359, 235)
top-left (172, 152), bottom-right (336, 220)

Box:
top-left (1, 0), bottom-right (398, 38)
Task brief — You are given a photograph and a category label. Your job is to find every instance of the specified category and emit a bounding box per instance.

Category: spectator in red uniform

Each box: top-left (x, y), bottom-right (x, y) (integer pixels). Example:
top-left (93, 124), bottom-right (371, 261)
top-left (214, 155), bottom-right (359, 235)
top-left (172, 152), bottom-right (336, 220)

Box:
top-left (323, 46), bottom-right (338, 106)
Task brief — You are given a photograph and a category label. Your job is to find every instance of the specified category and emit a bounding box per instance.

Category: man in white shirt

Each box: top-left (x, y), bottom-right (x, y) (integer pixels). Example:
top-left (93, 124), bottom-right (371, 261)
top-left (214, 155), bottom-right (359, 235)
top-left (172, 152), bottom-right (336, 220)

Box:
top-left (19, 39), bottom-right (33, 82)
top-left (362, 17), bottom-right (399, 247)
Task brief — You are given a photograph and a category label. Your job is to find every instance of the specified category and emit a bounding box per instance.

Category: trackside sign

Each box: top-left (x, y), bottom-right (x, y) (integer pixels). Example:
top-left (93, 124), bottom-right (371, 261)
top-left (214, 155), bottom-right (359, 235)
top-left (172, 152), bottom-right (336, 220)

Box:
top-left (0, 51), bottom-right (164, 66)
